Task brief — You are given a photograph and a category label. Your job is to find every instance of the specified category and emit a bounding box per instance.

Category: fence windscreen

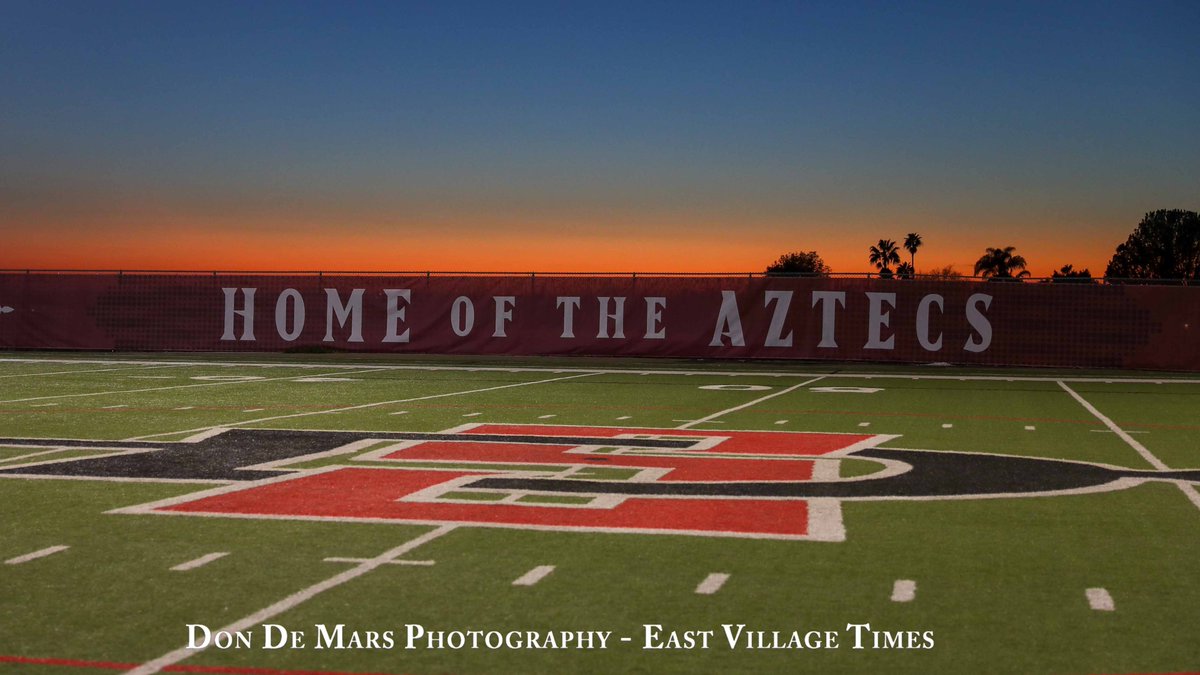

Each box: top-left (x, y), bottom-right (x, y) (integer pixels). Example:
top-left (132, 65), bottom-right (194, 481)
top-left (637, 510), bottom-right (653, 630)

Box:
top-left (1, 273), bottom-right (1197, 370)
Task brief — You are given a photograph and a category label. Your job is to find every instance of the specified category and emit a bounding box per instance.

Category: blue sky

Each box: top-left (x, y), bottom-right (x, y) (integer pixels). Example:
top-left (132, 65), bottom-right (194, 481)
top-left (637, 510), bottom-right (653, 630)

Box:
top-left (2, 1), bottom-right (1197, 272)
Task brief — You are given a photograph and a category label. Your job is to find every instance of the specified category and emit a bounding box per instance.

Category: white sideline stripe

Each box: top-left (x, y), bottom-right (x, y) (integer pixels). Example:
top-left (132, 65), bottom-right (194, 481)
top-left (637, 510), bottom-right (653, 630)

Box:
top-left (0, 363), bottom-right (186, 380)
top-left (124, 525), bottom-right (457, 675)
top-left (242, 408), bottom-right (265, 413)
top-left (5, 545), bottom-right (69, 565)
top-left (512, 565), bottom-right (556, 586)
top-left (1058, 381), bottom-right (1200, 513)
top-left (695, 573), bottom-right (730, 595)
top-left (1086, 587), bottom-right (1115, 611)
top-left (676, 376), bottom-right (826, 430)
top-left (0, 366), bottom-right (387, 405)
top-left (5, 357), bottom-right (1200, 384)
top-left (125, 372), bottom-right (603, 441)
top-left (324, 557), bottom-right (435, 566)
top-left (174, 406), bottom-right (194, 410)
top-left (774, 420), bottom-right (788, 425)
top-left (171, 552), bottom-right (229, 572)
top-left (891, 579), bottom-right (916, 602)
top-left (102, 404), bottom-right (128, 409)
top-left (616, 416), bottom-right (632, 420)
top-left (538, 414), bottom-right (557, 419)
top-left (30, 403), bottom-right (59, 407)
top-left (389, 410), bottom-right (409, 416)
top-left (941, 423), bottom-right (953, 429)
top-left (462, 412), bottom-right (482, 417)
top-left (858, 422), bottom-right (870, 427)
top-left (1025, 425), bottom-right (1036, 431)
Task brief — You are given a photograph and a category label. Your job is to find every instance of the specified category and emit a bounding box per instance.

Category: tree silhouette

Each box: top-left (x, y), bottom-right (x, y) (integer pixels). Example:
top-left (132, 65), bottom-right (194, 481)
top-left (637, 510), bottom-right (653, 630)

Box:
top-left (923, 265), bottom-right (962, 280)
top-left (903, 232), bottom-right (923, 269)
top-left (1104, 209), bottom-right (1200, 280)
top-left (868, 239), bottom-right (901, 278)
top-left (895, 262), bottom-right (915, 279)
top-left (973, 246), bottom-right (1030, 281)
top-left (1049, 264), bottom-right (1093, 283)
top-left (764, 250), bottom-right (831, 276)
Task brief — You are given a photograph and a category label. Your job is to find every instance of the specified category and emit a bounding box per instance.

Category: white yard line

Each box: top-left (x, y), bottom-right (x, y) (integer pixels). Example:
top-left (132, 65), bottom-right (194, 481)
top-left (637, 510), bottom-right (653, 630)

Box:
top-left (1058, 381), bottom-right (1200, 512)
top-left (3, 357), bottom-right (1199, 384)
top-left (891, 579), bottom-right (917, 602)
top-left (124, 525), bottom-right (457, 675)
top-left (323, 557), bottom-right (435, 566)
top-left (695, 573), bottom-right (730, 595)
top-left (0, 447), bottom-right (73, 464)
top-left (676, 376), bottom-right (826, 430)
top-left (125, 371), bottom-right (604, 441)
top-left (512, 565), bottom-right (556, 587)
top-left (5, 545), bottom-right (69, 565)
top-left (0, 367), bottom-right (388, 405)
top-left (170, 552), bottom-right (229, 572)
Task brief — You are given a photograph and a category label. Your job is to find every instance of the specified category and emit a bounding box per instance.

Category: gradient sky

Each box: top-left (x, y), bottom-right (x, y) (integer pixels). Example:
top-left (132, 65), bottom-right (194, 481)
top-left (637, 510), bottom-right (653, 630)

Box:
top-left (2, 1), bottom-right (1197, 276)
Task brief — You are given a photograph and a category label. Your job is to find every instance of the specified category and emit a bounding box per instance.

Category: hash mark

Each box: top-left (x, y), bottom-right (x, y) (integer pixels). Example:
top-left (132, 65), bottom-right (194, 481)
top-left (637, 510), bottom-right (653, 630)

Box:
top-left (512, 565), bottom-right (556, 586)
top-left (695, 573), bottom-right (730, 595)
top-left (171, 552), bottom-right (229, 572)
top-left (1086, 587), bottom-right (1114, 611)
top-left (891, 579), bottom-right (916, 602)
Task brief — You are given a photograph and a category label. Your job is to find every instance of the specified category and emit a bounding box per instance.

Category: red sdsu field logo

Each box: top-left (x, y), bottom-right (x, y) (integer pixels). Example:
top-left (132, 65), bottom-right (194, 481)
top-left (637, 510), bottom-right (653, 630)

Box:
top-left (3, 424), bottom-right (1194, 542)
top-left (143, 425), bottom-right (877, 541)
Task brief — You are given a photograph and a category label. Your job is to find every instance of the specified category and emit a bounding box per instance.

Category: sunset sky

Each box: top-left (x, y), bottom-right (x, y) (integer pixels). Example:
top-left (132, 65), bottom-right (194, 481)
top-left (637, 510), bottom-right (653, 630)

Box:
top-left (2, 1), bottom-right (1197, 276)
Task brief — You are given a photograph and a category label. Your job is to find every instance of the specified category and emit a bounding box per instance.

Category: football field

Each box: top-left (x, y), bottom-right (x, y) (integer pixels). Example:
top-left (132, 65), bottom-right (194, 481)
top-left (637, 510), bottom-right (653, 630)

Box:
top-left (1, 353), bottom-right (1199, 674)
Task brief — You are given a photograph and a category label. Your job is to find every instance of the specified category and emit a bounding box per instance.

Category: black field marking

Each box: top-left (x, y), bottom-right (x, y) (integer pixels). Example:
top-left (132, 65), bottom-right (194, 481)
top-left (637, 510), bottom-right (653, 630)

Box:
top-left (0, 430), bottom-right (696, 481)
top-left (4, 429), bottom-right (1198, 501)
top-left (470, 448), bottom-right (1200, 500)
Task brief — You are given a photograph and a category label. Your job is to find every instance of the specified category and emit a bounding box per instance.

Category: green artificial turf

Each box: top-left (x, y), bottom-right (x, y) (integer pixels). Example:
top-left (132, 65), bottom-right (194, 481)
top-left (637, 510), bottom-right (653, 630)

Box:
top-left (0, 353), bottom-right (1197, 675)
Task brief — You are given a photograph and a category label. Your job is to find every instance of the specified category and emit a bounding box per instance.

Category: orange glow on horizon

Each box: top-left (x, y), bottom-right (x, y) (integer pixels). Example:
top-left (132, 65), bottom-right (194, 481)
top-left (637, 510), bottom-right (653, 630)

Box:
top-left (5, 213), bottom-right (1121, 279)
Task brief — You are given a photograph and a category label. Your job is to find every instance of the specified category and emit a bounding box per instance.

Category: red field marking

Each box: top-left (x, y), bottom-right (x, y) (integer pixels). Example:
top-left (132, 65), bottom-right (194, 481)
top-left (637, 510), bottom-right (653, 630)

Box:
top-left (0, 655), bottom-right (405, 675)
top-left (164, 467), bottom-right (815, 536)
top-left (149, 425), bottom-right (869, 538)
top-left (380, 441), bottom-right (820, 481)
top-left (461, 424), bottom-right (869, 456)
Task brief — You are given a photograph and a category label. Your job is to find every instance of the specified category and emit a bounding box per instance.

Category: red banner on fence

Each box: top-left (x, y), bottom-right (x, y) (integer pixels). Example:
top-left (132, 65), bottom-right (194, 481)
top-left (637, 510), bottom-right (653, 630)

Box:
top-left (0, 274), bottom-right (1197, 370)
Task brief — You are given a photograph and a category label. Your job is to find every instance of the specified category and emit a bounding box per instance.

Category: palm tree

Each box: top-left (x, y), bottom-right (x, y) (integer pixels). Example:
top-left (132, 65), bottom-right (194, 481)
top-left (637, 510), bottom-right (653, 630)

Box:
top-left (903, 232), bottom-right (923, 269)
top-left (895, 262), bottom-right (915, 279)
top-left (868, 239), bottom-right (901, 278)
top-left (973, 246), bottom-right (1030, 280)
